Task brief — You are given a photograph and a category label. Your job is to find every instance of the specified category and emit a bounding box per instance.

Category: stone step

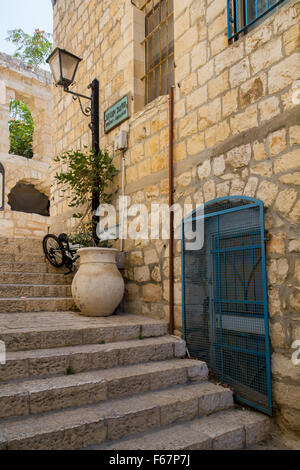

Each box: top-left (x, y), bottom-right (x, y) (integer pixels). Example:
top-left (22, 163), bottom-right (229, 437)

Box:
top-left (0, 382), bottom-right (234, 450)
top-left (0, 312), bottom-right (169, 352)
top-left (0, 359), bottom-right (208, 419)
top-left (0, 284), bottom-right (72, 299)
top-left (0, 238), bottom-right (44, 254)
top-left (0, 244), bottom-right (44, 257)
top-left (0, 253), bottom-right (45, 264)
top-left (0, 262), bottom-right (67, 274)
top-left (0, 297), bottom-right (75, 314)
top-left (0, 272), bottom-right (73, 285)
top-left (86, 408), bottom-right (271, 451)
top-left (0, 336), bottom-right (186, 381)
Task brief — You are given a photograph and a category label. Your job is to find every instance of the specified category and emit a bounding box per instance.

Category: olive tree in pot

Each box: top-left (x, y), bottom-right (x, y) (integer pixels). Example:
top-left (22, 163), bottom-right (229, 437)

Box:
top-left (54, 147), bottom-right (124, 317)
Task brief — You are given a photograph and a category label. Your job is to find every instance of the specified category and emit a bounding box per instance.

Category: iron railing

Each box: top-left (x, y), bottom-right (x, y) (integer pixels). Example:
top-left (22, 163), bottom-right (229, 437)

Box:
top-left (227, 0), bottom-right (286, 40)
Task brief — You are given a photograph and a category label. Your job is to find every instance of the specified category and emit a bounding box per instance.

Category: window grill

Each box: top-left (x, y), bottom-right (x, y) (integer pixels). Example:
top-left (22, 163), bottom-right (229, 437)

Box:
top-left (227, 0), bottom-right (286, 41)
top-left (0, 163), bottom-right (4, 211)
top-left (139, 0), bottom-right (174, 105)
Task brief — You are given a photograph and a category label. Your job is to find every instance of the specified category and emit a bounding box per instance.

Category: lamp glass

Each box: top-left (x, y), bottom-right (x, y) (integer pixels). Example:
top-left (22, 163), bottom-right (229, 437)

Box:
top-left (48, 49), bottom-right (60, 85)
top-left (60, 50), bottom-right (79, 85)
top-left (47, 48), bottom-right (82, 88)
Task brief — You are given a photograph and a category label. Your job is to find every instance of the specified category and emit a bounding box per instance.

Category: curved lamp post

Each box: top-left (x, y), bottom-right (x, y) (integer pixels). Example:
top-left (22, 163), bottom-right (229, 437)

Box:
top-left (47, 47), bottom-right (100, 245)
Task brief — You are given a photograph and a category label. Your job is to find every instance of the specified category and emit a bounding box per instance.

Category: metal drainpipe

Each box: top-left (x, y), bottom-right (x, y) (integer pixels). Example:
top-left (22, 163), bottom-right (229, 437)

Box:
top-left (169, 86), bottom-right (174, 335)
top-left (120, 150), bottom-right (126, 253)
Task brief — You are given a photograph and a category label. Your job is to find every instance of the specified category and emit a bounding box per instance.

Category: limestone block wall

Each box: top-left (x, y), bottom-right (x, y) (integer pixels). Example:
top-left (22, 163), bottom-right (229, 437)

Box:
top-left (0, 53), bottom-right (52, 161)
top-left (0, 153), bottom-right (50, 238)
top-left (0, 53), bottom-right (52, 239)
top-left (52, 0), bottom-right (300, 443)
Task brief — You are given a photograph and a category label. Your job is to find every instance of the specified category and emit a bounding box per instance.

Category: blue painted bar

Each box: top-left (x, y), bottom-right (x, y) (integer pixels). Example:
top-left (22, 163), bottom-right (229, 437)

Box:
top-left (227, 0), bottom-right (286, 40)
top-left (181, 220), bottom-right (186, 340)
top-left (235, 0), bottom-right (239, 34)
top-left (236, 396), bottom-right (272, 416)
top-left (211, 244), bottom-right (262, 254)
top-left (185, 202), bottom-right (260, 223)
top-left (212, 298), bottom-right (264, 305)
top-left (227, 0), bottom-right (232, 39)
top-left (213, 342), bottom-right (266, 358)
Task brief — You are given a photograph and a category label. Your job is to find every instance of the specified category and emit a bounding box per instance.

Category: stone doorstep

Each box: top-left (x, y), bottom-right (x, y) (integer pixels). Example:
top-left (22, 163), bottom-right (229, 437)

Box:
top-left (0, 284), bottom-right (72, 299)
top-left (0, 272), bottom-right (73, 285)
top-left (0, 297), bottom-right (75, 313)
top-left (86, 408), bottom-right (271, 451)
top-left (0, 263), bottom-right (65, 274)
top-left (0, 336), bottom-right (186, 381)
top-left (0, 382), bottom-right (234, 450)
top-left (0, 359), bottom-right (208, 419)
top-left (0, 312), bottom-right (169, 352)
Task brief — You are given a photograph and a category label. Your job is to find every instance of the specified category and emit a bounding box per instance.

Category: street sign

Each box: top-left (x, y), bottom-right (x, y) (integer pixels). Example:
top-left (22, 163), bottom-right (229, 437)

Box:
top-left (104, 95), bottom-right (129, 133)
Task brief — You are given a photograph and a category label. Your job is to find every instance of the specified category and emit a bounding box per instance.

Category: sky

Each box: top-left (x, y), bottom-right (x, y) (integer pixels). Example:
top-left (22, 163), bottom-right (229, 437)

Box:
top-left (0, 0), bottom-right (53, 70)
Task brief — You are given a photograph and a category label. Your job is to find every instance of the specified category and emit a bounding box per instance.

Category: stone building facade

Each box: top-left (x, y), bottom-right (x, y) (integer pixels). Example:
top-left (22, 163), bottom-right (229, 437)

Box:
top-left (51, 0), bottom-right (300, 444)
top-left (0, 53), bottom-right (52, 238)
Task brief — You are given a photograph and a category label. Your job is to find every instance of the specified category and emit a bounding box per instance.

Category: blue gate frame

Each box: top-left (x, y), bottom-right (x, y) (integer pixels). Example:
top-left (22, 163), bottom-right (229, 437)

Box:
top-left (182, 196), bottom-right (272, 415)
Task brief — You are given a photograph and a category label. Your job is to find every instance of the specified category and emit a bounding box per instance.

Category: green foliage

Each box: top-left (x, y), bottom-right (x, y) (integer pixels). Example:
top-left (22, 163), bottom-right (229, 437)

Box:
top-left (9, 100), bottom-right (34, 159)
top-left (68, 226), bottom-right (94, 248)
top-left (65, 366), bottom-right (75, 375)
top-left (54, 147), bottom-right (118, 247)
top-left (6, 28), bottom-right (52, 67)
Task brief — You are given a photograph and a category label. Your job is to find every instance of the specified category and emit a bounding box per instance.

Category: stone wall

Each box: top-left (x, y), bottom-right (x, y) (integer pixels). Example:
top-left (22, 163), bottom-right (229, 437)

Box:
top-left (52, 0), bottom-right (300, 444)
top-left (0, 52), bottom-right (52, 161)
top-left (0, 53), bottom-right (52, 238)
top-left (0, 153), bottom-right (50, 238)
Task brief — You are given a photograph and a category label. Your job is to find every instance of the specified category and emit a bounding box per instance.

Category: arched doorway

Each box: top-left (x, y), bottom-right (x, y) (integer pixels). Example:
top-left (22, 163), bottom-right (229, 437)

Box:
top-left (182, 196), bottom-right (272, 415)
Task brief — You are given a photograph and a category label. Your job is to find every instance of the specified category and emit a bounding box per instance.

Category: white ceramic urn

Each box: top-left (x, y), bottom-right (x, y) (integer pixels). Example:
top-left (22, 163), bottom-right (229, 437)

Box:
top-left (72, 247), bottom-right (125, 317)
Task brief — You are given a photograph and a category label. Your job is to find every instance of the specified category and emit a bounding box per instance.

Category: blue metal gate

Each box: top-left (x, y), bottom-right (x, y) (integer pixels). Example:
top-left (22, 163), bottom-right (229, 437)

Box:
top-left (182, 196), bottom-right (272, 415)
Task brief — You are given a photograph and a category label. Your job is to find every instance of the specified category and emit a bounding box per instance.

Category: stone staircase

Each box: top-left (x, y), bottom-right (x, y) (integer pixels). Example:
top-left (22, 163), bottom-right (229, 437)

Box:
top-left (0, 238), bottom-right (271, 450)
top-left (0, 237), bottom-right (74, 314)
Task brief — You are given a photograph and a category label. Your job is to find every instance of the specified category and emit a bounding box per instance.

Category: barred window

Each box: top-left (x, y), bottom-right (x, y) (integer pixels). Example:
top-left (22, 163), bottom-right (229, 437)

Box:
top-left (228, 0), bottom-right (285, 41)
top-left (141, 0), bottom-right (174, 105)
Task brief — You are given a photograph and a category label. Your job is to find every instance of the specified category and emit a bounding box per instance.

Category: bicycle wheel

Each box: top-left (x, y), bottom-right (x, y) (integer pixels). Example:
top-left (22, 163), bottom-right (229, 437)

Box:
top-left (43, 235), bottom-right (65, 268)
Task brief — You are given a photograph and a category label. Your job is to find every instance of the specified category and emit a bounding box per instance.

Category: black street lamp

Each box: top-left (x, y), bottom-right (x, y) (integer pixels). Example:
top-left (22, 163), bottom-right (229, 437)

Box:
top-left (47, 48), bottom-right (100, 245)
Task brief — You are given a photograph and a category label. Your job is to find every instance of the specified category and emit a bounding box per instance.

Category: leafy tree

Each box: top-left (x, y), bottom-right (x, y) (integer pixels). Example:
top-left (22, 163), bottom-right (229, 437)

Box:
top-left (9, 100), bottom-right (34, 159)
top-left (6, 28), bottom-right (52, 67)
top-left (54, 147), bottom-right (118, 246)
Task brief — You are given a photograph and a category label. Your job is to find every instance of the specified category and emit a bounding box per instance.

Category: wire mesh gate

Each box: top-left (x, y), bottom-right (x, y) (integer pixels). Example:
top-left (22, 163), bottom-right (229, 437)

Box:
top-left (182, 197), bottom-right (272, 415)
